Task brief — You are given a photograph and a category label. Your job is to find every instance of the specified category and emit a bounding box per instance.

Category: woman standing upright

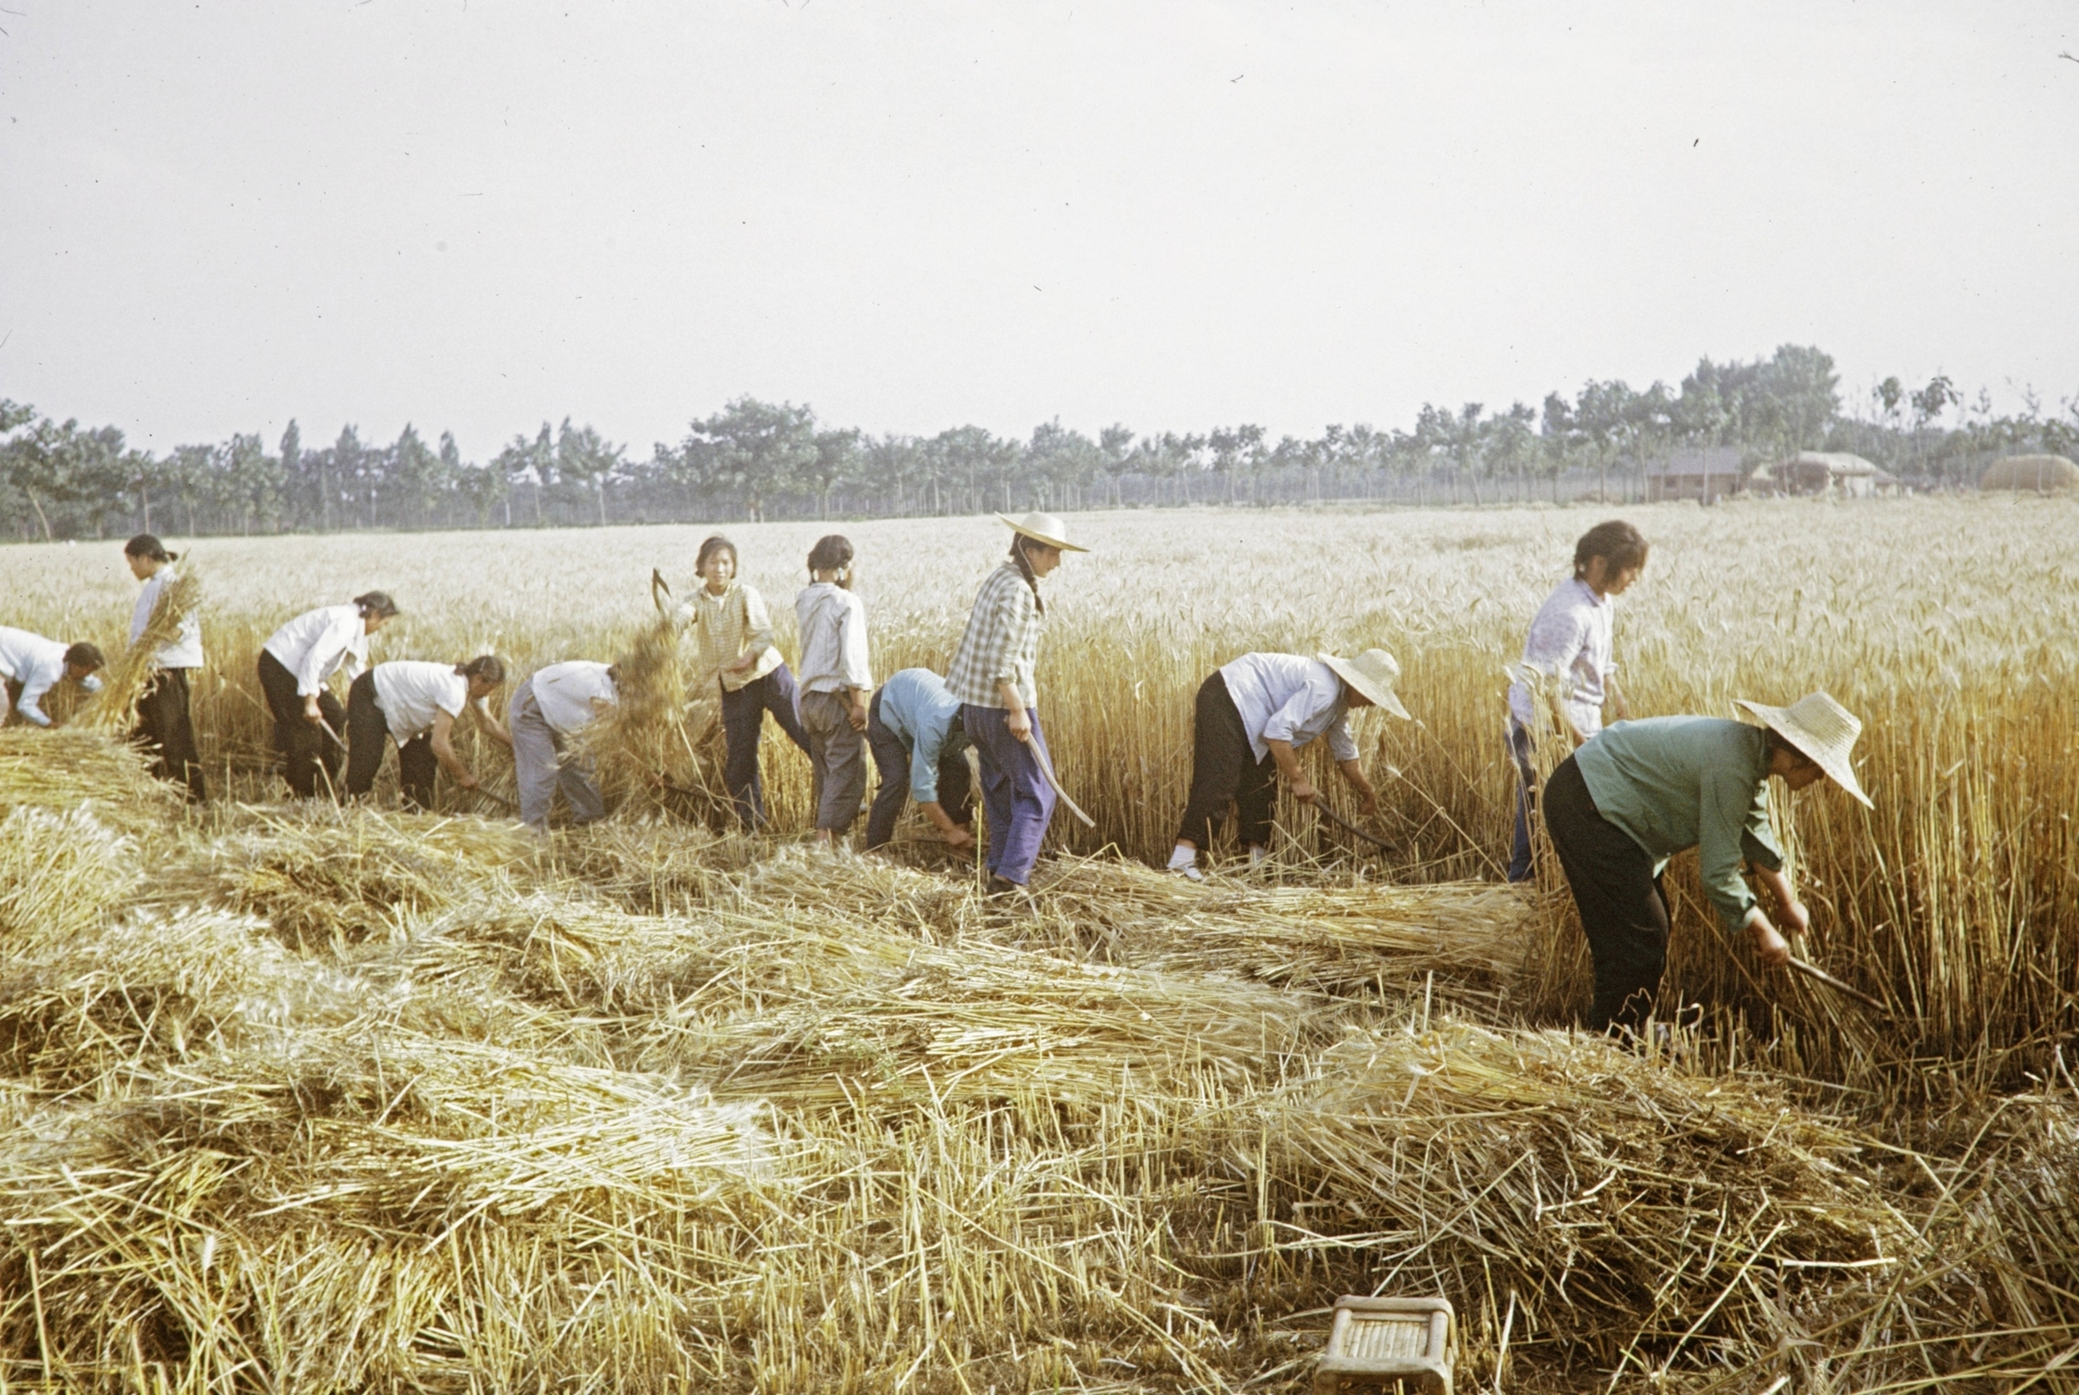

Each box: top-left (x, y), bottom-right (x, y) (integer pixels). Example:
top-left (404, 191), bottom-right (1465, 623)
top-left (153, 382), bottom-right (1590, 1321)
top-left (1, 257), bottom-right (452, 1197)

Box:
top-left (123, 534), bottom-right (207, 801)
top-left (793, 534), bottom-right (874, 844)
top-left (258, 592), bottom-right (397, 797)
top-left (944, 512), bottom-right (1087, 895)
top-left (681, 535), bottom-right (811, 828)
top-left (1505, 521), bottom-right (1648, 882)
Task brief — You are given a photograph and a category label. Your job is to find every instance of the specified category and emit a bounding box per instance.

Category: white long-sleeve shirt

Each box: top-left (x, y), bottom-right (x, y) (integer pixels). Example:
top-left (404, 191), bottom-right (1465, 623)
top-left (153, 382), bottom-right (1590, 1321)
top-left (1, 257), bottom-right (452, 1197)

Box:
top-left (130, 568), bottom-right (205, 670)
top-left (1217, 652), bottom-right (1360, 764)
top-left (794, 582), bottom-right (872, 696)
top-left (1507, 578), bottom-right (1616, 738)
top-left (0, 626), bottom-right (101, 726)
top-left (263, 604), bottom-right (370, 697)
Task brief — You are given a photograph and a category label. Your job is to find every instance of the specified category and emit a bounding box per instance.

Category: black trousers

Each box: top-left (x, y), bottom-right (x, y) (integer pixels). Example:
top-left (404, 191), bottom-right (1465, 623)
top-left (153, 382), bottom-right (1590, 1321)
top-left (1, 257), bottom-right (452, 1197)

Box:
top-left (133, 668), bottom-right (206, 802)
top-left (258, 650), bottom-right (345, 798)
top-left (862, 687), bottom-right (974, 849)
top-left (1542, 753), bottom-right (1671, 1033)
top-left (344, 671), bottom-right (440, 810)
top-left (1176, 672), bottom-right (1278, 851)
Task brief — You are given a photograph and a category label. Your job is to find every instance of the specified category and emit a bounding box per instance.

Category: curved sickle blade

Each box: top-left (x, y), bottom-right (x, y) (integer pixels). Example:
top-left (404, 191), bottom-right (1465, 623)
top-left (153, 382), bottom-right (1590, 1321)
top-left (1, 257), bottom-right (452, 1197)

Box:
top-left (1024, 736), bottom-right (1095, 827)
top-left (1316, 800), bottom-right (1399, 853)
top-left (1786, 956), bottom-right (1891, 1016)
top-left (650, 568), bottom-right (673, 617)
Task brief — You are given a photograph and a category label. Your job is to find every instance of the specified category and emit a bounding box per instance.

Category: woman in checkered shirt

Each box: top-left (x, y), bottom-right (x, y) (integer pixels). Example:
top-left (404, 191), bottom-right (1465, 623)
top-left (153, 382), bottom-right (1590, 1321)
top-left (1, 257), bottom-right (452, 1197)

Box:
top-left (681, 535), bottom-right (812, 828)
top-left (944, 512), bottom-right (1088, 894)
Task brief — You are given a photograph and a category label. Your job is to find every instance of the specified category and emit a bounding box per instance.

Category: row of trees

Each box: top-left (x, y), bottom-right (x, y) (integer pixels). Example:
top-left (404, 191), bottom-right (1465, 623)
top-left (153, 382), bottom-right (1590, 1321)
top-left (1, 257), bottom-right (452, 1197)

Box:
top-left (5, 345), bottom-right (2074, 540)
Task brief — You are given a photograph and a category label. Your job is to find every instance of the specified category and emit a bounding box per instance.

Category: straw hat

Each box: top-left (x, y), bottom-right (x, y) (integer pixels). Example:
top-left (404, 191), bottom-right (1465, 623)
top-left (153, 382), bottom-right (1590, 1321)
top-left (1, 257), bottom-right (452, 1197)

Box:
top-left (1317, 649), bottom-right (1413, 720)
top-left (1733, 691), bottom-right (1874, 808)
top-left (996, 512), bottom-right (1088, 552)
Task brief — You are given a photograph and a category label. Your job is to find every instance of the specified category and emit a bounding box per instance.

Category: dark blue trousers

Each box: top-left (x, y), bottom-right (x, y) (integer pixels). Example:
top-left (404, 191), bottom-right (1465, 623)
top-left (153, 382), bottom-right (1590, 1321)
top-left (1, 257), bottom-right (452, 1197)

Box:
top-left (961, 704), bottom-right (1057, 885)
top-left (720, 662), bottom-right (812, 827)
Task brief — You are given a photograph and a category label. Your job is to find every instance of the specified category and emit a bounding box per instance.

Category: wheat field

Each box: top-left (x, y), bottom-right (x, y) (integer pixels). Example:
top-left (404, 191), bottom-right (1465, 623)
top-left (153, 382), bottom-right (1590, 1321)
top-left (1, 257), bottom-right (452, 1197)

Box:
top-left (3, 495), bottom-right (2077, 1392)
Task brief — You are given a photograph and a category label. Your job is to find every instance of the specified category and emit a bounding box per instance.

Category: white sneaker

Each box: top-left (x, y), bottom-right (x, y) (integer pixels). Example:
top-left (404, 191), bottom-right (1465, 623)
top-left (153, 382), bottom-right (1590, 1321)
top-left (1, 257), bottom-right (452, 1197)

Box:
top-left (1171, 862), bottom-right (1204, 882)
top-left (1166, 845), bottom-right (1204, 881)
top-left (1248, 845), bottom-right (1269, 868)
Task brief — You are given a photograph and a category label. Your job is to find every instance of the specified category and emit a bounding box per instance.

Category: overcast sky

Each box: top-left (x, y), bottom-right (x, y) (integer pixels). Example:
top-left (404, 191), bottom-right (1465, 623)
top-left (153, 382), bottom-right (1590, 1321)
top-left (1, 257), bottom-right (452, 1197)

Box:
top-left (2, 2), bottom-right (2075, 458)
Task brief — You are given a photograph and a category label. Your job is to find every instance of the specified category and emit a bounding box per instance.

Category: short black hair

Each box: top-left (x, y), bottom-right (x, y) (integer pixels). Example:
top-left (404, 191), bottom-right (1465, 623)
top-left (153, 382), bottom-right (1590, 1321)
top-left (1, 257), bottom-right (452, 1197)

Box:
top-left (1573, 520), bottom-right (1649, 580)
top-left (695, 535), bottom-right (737, 574)
top-left (354, 591), bottom-right (399, 619)
top-left (124, 533), bottom-right (176, 563)
top-left (458, 655), bottom-right (505, 686)
top-left (63, 642), bottom-right (105, 672)
top-left (807, 534), bottom-right (854, 575)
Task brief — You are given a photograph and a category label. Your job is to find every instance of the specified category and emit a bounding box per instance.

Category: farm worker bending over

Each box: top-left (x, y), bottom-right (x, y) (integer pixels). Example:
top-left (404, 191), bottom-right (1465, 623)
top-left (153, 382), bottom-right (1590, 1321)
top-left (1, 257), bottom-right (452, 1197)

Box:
top-left (259, 592), bottom-right (397, 798)
top-left (1505, 520), bottom-right (1647, 882)
top-left (509, 660), bottom-right (617, 829)
top-left (1167, 650), bottom-right (1406, 881)
top-left (123, 534), bottom-right (207, 802)
top-left (863, 667), bottom-right (975, 853)
top-left (1542, 693), bottom-right (1873, 1035)
top-left (0, 627), bottom-right (103, 728)
top-left (680, 534), bottom-right (811, 829)
top-left (345, 656), bottom-right (511, 811)
top-left (945, 512), bottom-right (1087, 896)
top-left (794, 534), bottom-right (874, 844)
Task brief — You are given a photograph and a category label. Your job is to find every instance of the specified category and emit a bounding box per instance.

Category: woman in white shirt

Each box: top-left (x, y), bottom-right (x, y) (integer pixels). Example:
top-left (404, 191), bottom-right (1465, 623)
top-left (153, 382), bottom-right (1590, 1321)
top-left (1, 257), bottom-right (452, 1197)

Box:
top-left (793, 534), bottom-right (873, 843)
top-left (509, 659), bottom-right (618, 828)
top-left (1504, 520), bottom-right (1647, 882)
top-left (0, 629), bottom-right (104, 728)
top-left (1166, 650), bottom-right (1404, 880)
top-left (258, 592), bottom-right (398, 797)
top-left (343, 655), bottom-right (511, 810)
top-left (122, 534), bottom-right (207, 802)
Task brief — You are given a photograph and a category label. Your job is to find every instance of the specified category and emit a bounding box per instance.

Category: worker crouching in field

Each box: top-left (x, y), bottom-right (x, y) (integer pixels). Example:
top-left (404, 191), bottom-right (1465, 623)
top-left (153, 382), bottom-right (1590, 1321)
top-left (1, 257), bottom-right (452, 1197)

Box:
top-left (123, 534), bottom-right (207, 801)
top-left (509, 660), bottom-right (618, 829)
top-left (1506, 520), bottom-right (1647, 882)
top-left (681, 535), bottom-right (812, 829)
top-left (1542, 693), bottom-right (1873, 1035)
top-left (259, 592), bottom-right (397, 797)
top-left (1167, 650), bottom-right (1406, 881)
top-left (863, 667), bottom-right (975, 853)
top-left (946, 512), bottom-right (1086, 895)
top-left (345, 656), bottom-right (511, 810)
top-left (0, 627), bottom-right (104, 728)
top-left (794, 534), bottom-right (874, 845)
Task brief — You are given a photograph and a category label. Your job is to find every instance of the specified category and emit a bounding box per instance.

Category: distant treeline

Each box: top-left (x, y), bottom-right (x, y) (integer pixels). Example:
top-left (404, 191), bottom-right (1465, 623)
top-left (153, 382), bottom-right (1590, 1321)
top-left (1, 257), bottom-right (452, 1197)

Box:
top-left (4, 344), bottom-right (2073, 540)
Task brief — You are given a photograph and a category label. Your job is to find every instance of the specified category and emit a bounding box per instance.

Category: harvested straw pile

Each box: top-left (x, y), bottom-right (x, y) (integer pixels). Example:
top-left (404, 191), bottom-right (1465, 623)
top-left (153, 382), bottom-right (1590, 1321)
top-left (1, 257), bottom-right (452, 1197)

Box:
top-left (0, 727), bottom-right (179, 834)
top-left (1, 729), bottom-right (2075, 1391)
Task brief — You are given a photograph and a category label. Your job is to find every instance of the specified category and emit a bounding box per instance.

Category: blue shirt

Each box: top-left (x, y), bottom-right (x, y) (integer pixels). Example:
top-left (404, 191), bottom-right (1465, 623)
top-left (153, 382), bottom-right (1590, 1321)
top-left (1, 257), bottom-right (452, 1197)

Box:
top-left (876, 668), bottom-right (971, 804)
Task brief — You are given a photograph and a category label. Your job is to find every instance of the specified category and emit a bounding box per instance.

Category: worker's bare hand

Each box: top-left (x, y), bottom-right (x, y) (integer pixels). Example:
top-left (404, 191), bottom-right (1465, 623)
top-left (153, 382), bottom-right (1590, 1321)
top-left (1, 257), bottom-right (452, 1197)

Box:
top-left (459, 774), bottom-right (480, 791)
top-left (725, 655), bottom-right (755, 674)
top-left (1356, 789), bottom-right (1380, 817)
top-left (1779, 899), bottom-right (1811, 938)
top-left (1006, 707), bottom-right (1032, 742)
top-left (1289, 777), bottom-right (1318, 805)
top-left (1748, 919), bottom-right (1791, 968)
top-left (847, 699), bottom-right (868, 732)
top-left (302, 702), bottom-right (325, 726)
top-left (943, 825), bottom-right (976, 852)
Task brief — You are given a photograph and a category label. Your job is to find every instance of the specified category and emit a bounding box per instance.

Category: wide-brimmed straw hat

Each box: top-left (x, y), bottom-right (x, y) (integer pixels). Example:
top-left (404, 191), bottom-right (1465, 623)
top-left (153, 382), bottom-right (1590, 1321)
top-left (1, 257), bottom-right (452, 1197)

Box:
top-left (1733, 691), bottom-right (1873, 808)
top-left (1317, 649), bottom-right (1413, 720)
top-left (997, 512), bottom-right (1088, 552)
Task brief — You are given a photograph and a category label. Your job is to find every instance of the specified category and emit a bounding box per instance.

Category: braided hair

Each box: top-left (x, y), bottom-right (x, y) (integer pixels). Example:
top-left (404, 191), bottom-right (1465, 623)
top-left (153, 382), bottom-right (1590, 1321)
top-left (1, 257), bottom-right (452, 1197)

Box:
top-left (1010, 534), bottom-right (1046, 616)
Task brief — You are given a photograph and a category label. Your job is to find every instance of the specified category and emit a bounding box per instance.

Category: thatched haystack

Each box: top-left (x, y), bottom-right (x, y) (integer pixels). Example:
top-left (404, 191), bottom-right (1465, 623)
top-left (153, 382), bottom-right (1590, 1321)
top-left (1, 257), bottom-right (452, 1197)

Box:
top-left (1980, 453), bottom-right (2079, 493)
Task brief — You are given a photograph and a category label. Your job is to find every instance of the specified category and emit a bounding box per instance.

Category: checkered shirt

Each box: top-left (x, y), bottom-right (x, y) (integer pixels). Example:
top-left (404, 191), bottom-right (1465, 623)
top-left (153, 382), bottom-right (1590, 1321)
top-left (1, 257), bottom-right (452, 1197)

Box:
top-left (945, 562), bottom-right (1044, 709)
